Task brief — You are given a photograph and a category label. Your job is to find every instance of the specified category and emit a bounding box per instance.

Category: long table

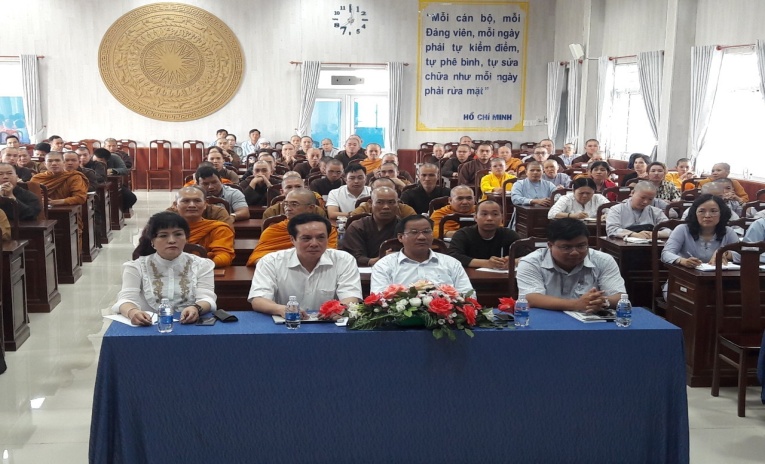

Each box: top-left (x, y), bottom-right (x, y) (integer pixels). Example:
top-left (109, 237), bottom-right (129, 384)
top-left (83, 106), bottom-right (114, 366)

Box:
top-left (89, 308), bottom-right (689, 464)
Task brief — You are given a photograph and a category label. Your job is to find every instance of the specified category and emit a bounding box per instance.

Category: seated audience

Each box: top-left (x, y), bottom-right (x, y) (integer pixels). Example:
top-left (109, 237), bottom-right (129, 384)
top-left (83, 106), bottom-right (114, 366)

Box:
top-left (263, 173), bottom-right (325, 219)
top-left (662, 194), bottom-right (737, 269)
top-left (742, 217), bottom-right (765, 262)
top-left (498, 145), bottom-right (524, 175)
top-left (621, 154), bottom-right (650, 186)
top-left (0, 162), bottom-right (41, 220)
top-left (309, 158), bottom-right (344, 200)
top-left (249, 213), bottom-right (361, 316)
top-left (510, 161), bottom-right (556, 207)
top-left (94, 148), bottom-right (138, 210)
top-left (446, 200), bottom-right (519, 269)
top-left (280, 143), bottom-right (297, 168)
top-left (32, 151), bottom-right (88, 208)
top-left (458, 143), bottom-right (493, 186)
top-left (247, 189), bottom-right (337, 266)
top-left (570, 139), bottom-right (600, 168)
top-left (195, 166), bottom-right (249, 221)
top-left (516, 218), bottom-right (626, 311)
top-left (370, 215), bottom-right (473, 294)
top-left (647, 162), bottom-right (680, 202)
top-left (215, 136), bottom-right (240, 168)
top-left (226, 134), bottom-right (243, 160)
top-left (479, 158), bottom-right (515, 200)
top-left (665, 157), bottom-right (694, 189)
top-left (1, 147), bottom-right (33, 181)
top-left (587, 161), bottom-right (617, 201)
top-left (431, 185), bottom-right (476, 239)
top-left (76, 146), bottom-right (106, 183)
top-left (209, 128), bottom-right (228, 147)
top-left (17, 147), bottom-right (43, 173)
top-left (400, 163), bottom-right (451, 215)
top-left (605, 181), bottom-right (670, 239)
top-left (112, 211), bottom-right (215, 326)
top-left (103, 138), bottom-right (133, 169)
top-left (326, 164), bottom-right (371, 219)
top-left (240, 160), bottom-right (274, 206)
top-left (548, 177), bottom-right (610, 220)
top-left (63, 151), bottom-right (99, 191)
top-left (378, 153), bottom-right (415, 183)
top-left (335, 136), bottom-right (366, 167)
top-left (697, 162), bottom-right (749, 202)
top-left (297, 136), bottom-right (314, 156)
top-left (522, 144), bottom-right (565, 172)
top-left (341, 187), bottom-right (401, 266)
top-left (422, 143), bottom-right (445, 164)
top-left (441, 144), bottom-right (471, 178)
top-left (559, 143), bottom-right (576, 166)
top-left (174, 186), bottom-right (235, 268)
top-left (713, 178), bottom-right (744, 217)
top-left (542, 159), bottom-right (571, 188)
top-left (295, 148), bottom-right (322, 179)
top-left (368, 161), bottom-right (410, 191)
top-left (207, 147), bottom-right (239, 183)
top-left (320, 138), bottom-right (339, 158)
top-left (351, 177), bottom-right (416, 217)
top-left (240, 129), bottom-right (261, 156)
top-left (360, 143), bottom-right (382, 173)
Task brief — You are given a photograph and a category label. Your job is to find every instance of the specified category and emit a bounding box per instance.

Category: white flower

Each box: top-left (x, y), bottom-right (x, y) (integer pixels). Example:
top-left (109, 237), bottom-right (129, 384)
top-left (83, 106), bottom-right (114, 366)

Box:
top-left (421, 296), bottom-right (433, 307)
top-left (396, 300), bottom-right (408, 311)
top-left (381, 302), bottom-right (388, 308)
top-left (409, 297), bottom-right (422, 308)
top-left (374, 308), bottom-right (380, 313)
top-left (451, 312), bottom-right (458, 318)
top-left (438, 319), bottom-right (445, 325)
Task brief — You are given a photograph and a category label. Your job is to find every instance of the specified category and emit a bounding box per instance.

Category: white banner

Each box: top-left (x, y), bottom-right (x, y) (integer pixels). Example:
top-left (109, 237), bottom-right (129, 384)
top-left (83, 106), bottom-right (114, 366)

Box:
top-left (416, 1), bottom-right (528, 132)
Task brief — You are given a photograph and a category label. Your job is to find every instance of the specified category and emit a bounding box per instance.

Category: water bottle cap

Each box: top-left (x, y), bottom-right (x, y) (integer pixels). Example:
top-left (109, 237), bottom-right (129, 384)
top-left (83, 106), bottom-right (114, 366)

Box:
top-left (518, 294), bottom-right (526, 299)
top-left (621, 294), bottom-right (629, 299)
top-left (161, 298), bottom-right (169, 303)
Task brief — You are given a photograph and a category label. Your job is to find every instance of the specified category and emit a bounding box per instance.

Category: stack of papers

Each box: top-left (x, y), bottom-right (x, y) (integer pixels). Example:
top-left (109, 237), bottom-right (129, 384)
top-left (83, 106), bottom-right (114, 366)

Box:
top-left (695, 263), bottom-right (741, 271)
top-left (564, 311), bottom-right (615, 323)
top-left (623, 237), bottom-right (651, 244)
top-left (476, 268), bottom-right (509, 274)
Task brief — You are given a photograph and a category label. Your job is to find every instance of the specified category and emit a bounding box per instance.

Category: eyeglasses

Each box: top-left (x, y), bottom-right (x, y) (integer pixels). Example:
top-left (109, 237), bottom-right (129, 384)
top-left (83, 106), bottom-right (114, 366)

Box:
top-left (554, 244), bottom-right (589, 253)
top-left (696, 209), bottom-right (720, 216)
top-left (403, 229), bottom-right (433, 236)
top-left (282, 201), bottom-right (309, 209)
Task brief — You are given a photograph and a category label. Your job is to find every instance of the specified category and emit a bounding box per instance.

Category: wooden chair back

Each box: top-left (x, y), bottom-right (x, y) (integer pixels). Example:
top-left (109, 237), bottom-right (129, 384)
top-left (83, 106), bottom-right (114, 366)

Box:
top-left (207, 196), bottom-right (231, 213)
top-left (354, 196), bottom-right (371, 209)
top-left (182, 140), bottom-right (206, 179)
top-left (549, 188), bottom-right (571, 204)
top-left (664, 201), bottom-right (694, 219)
top-left (438, 213), bottom-right (475, 239)
top-left (428, 196), bottom-right (450, 216)
top-left (493, 140), bottom-right (513, 151)
top-left (22, 181), bottom-right (48, 220)
top-left (345, 213), bottom-right (371, 230)
top-left (595, 201), bottom-right (619, 249)
top-left (650, 219), bottom-right (684, 316)
top-left (183, 243), bottom-right (207, 258)
top-left (603, 186), bottom-right (633, 202)
top-left (681, 188), bottom-right (700, 201)
top-left (507, 237), bottom-right (548, 298)
top-left (270, 194), bottom-right (285, 207)
top-left (682, 177), bottom-right (707, 191)
top-left (742, 201), bottom-right (765, 218)
top-left (147, 140), bottom-right (172, 190)
top-left (611, 169), bottom-right (634, 186)
top-left (262, 214), bottom-right (286, 231)
top-left (78, 139), bottom-right (102, 152)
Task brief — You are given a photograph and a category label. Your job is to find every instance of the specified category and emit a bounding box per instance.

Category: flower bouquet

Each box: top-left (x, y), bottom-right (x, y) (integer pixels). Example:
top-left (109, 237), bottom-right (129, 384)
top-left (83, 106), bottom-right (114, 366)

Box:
top-left (319, 280), bottom-right (502, 340)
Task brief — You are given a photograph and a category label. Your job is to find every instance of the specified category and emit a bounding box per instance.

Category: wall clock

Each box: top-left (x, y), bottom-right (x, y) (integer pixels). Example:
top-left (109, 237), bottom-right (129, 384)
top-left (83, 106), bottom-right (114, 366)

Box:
top-left (332, 3), bottom-right (368, 35)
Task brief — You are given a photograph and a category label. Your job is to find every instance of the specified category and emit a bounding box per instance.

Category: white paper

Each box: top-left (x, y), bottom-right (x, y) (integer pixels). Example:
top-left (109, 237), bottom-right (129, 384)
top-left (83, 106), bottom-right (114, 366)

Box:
top-left (563, 311), bottom-right (609, 323)
top-left (104, 312), bottom-right (157, 327)
top-left (623, 237), bottom-right (651, 244)
top-left (357, 267), bottom-right (373, 274)
top-left (272, 314), bottom-right (329, 324)
top-left (476, 267), bottom-right (509, 274)
top-left (695, 263), bottom-right (740, 271)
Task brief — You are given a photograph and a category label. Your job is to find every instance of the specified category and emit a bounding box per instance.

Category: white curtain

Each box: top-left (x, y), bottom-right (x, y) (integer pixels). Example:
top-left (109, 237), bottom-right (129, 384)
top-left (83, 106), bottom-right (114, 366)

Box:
top-left (565, 60), bottom-right (582, 149)
top-left (546, 62), bottom-right (566, 141)
top-left (297, 61), bottom-right (321, 137)
top-left (387, 62), bottom-right (404, 152)
top-left (20, 54), bottom-right (44, 143)
top-left (595, 57), bottom-right (615, 156)
top-left (756, 40), bottom-right (765, 102)
top-left (688, 46), bottom-right (723, 168)
top-left (637, 51), bottom-right (664, 160)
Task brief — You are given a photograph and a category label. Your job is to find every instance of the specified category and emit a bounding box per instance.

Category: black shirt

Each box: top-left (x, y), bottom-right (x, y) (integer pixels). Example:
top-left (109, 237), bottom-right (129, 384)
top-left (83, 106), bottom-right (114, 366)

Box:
top-left (3, 186), bottom-right (42, 221)
top-left (334, 149), bottom-right (367, 168)
top-left (400, 185), bottom-right (452, 215)
top-left (445, 225), bottom-right (519, 267)
top-left (309, 177), bottom-right (343, 197)
top-left (14, 165), bottom-right (33, 182)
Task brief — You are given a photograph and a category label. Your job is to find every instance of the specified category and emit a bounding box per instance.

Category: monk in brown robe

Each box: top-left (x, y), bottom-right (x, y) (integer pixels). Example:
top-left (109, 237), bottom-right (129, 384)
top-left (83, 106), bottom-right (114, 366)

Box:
top-left (246, 188), bottom-right (337, 266)
top-left (175, 186), bottom-right (235, 268)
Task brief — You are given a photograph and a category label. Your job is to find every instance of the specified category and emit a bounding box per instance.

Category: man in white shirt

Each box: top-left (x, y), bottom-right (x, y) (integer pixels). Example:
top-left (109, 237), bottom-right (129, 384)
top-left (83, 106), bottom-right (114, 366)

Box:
top-left (240, 129), bottom-right (261, 155)
top-left (326, 164), bottom-right (371, 218)
top-left (248, 213), bottom-right (361, 317)
top-left (371, 215), bottom-right (473, 295)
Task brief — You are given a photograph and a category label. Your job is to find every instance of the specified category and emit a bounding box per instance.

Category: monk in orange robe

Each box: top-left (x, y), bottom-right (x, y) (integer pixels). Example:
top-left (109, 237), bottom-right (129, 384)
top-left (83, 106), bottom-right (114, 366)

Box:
top-left (430, 185), bottom-right (476, 239)
top-left (360, 143), bottom-right (383, 173)
top-left (247, 188), bottom-right (337, 266)
top-left (175, 186), bottom-right (235, 268)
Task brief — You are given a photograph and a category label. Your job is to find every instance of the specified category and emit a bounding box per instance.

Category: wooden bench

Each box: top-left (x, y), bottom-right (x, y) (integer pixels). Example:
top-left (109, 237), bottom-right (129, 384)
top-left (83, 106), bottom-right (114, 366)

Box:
top-left (2, 240), bottom-right (30, 351)
top-left (48, 205), bottom-right (82, 284)
top-left (18, 220), bottom-right (61, 313)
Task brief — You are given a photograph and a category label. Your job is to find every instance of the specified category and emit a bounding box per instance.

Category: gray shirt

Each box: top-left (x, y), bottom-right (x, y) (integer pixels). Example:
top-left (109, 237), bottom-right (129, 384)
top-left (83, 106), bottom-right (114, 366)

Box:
top-left (214, 184), bottom-right (248, 213)
top-left (516, 248), bottom-right (626, 300)
top-left (605, 200), bottom-right (669, 238)
top-left (661, 224), bottom-right (739, 264)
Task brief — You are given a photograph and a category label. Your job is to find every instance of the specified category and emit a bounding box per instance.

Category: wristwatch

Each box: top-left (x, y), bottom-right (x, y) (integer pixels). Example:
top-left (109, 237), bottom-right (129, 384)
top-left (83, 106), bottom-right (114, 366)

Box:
top-left (191, 303), bottom-right (204, 314)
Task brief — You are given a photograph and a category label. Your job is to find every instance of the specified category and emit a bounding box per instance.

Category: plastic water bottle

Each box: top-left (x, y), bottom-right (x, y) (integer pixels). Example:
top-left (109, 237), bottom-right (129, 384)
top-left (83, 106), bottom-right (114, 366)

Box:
top-left (285, 296), bottom-right (300, 329)
top-left (615, 293), bottom-right (632, 328)
top-left (514, 295), bottom-right (529, 328)
top-left (157, 298), bottom-right (174, 333)
top-left (336, 219), bottom-right (346, 243)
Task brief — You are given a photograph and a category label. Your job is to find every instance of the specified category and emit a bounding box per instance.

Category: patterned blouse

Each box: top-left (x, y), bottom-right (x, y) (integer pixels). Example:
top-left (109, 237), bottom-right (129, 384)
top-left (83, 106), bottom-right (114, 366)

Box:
top-left (656, 181), bottom-right (681, 202)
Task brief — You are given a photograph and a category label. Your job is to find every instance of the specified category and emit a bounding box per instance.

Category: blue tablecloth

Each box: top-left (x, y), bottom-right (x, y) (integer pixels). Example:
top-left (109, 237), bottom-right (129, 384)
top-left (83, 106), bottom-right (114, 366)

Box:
top-left (89, 308), bottom-right (689, 464)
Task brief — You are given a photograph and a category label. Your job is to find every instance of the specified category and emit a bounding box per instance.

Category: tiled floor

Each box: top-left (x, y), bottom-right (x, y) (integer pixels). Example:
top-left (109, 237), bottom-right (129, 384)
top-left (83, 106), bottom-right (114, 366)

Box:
top-left (0, 191), bottom-right (763, 463)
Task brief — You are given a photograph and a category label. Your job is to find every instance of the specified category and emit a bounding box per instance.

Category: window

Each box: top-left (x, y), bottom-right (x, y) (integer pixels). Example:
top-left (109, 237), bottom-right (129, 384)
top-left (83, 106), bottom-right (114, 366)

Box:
top-left (310, 67), bottom-right (389, 150)
top-left (696, 51), bottom-right (765, 178)
top-left (0, 61), bottom-right (28, 143)
top-left (606, 62), bottom-right (654, 160)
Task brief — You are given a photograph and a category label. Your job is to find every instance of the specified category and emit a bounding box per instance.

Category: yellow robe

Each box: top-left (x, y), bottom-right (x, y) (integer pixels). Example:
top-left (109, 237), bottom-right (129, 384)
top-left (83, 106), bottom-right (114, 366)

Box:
top-left (430, 205), bottom-right (476, 238)
top-left (360, 158), bottom-right (382, 172)
top-left (246, 219), bottom-right (338, 266)
top-left (188, 218), bottom-right (236, 268)
top-left (30, 170), bottom-right (88, 205)
top-left (480, 172), bottom-right (515, 200)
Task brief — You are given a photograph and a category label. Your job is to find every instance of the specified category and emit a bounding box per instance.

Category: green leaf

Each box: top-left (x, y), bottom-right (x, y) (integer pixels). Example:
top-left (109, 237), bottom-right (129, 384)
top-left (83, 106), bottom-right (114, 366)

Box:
top-left (446, 328), bottom-right (457, 341)
top-left (433, 327), bottom-right (444, 339)
top-left (464, 328), bottom-right (474, 338)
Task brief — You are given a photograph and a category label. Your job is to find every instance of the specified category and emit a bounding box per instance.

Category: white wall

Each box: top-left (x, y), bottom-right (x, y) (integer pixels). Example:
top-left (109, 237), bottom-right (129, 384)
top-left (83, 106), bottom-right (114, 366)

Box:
top-left (601, 0), bottom-right (668, 56)
top-left (695, 0), bottom-right (765, 46)
top-left (1, 0), bottom-right (558, 149)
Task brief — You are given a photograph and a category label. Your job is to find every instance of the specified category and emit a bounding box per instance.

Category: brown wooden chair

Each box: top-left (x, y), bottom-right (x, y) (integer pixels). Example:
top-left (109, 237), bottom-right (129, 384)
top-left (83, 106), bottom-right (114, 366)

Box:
top-left (595, 201), bottom-right (619, 249)
top-left (183, 243), bottom-right (207, 258)
top-left (603, 186), bottom-right (633, 202)
top-left (270, 194), bottom-right (285, 207)
top-left (756, 189), bottom-right (765, 202)
top-left (549, 188), bottom-right (571, 204)
top-left (182, 140), bottom-right (206, 182)
top-left (400, 184), bottom-right (418, 196)
top-left (682, 177), bottom-right (707, 192)
top-left (507, 237), bottom-right (548, 298)
top-left (711, 240), bottom-right (765, 417)
top-left (378, 237), bottom-right (448, 257)
top-left (428, 196), bottom-right (450, 216)
top-left (354, 196), bottom-right (371, 209)
top-left (345, 213), bottom-right (371, 230)
top-left (611, 169), bottom-right (634, 186)
top-left (265, 184), bottom-right (283, 206)
top-left (519, 142), bottom-right (536, 150)
top-left (681, 188), bottom-right (700, 201)
top-left (728, 217), bottom-right (755, 235)
top-left (493, 140), bottom-right (513, 151)
top-left (116, 139), bottom-right (138, 188)
top-left (742, 201), bottom-right (765, 218)
top-left (474, 169), bottom-right (490, 198)
top-left (0, 197), bottom-right (20, 240)
top-left (20, 181), bottom-right (48, 220)
top-left (664, 201), bottom-right (694, 219)
top-left (438, 213), bottom-right (475, 239)
top-left (78, 139), bottom-right (102, 153)
top-left (650, 220), bottom-right (684, 316)
top-left (147, 140), bottom-right (172, 190)
top-left (308, 173), bottom-right (323, 185)
top-left (262, 214), bottom-right (286, 231)
top-left (443, 142), bottom-right (459, 154)
top-left (207, 196), bottom-right (231, 213)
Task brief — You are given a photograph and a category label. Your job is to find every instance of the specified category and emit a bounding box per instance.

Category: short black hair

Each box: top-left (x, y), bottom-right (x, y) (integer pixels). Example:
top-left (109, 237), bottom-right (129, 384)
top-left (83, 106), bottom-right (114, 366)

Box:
top-left (686, 194), bottom-right (731, 241)
top-left (287, 213), bottom-right (332, 239)
top-left (589, 160), bottom-right (611, 173)
top-left (5, 135), bottom-right (18, 143)
top-left (249, 128), bottom-right (261, 135)
top-left (227, 133), bottom-right (237, 141)
top-left (48, 135), bottom-right (63, 142)
top-left (572, 177), bottom-right (597, 190)
top-left (547, 217), bottom-right (590, 241)
top-left (135, 212), bottom-right (190, 257)
top-left (344, 164), bottom-right (367, 175)
top-left (34, 142), bottom-right (51, 153)
top-left (396, 215), bottom-right (434, 235)
top-left (216, 129), bottom-right (228, 135)
top-left (93, 148), bottom-right (112, 160)
top-left (195, 165), bottom-right (221, 182)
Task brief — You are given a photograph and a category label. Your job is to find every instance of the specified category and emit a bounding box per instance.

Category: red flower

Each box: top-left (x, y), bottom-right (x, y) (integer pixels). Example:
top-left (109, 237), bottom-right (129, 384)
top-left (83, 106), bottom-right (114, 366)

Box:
top-left (436, 284), bottom-right (460, 299)
top-left (461, 304), bottom-right (477, 325)
top-left (465, 297), bottom-right (482, 310)
top-left (364, 293), bottom-right (381, 305)
top-left (382, 284), bottom-right (407, 300)
top-left (428, 297), bottom-right (454, 317)
top-left (498, 297), bottom-right (516, 314)
top-left (319, 300), bottom-right (345, 318)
